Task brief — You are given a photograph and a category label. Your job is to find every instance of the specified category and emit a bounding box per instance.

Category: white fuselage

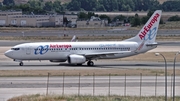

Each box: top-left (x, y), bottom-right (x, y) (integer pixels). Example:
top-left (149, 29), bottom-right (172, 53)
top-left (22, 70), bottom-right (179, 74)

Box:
top-left (5, 41), bottom-right (156, 61)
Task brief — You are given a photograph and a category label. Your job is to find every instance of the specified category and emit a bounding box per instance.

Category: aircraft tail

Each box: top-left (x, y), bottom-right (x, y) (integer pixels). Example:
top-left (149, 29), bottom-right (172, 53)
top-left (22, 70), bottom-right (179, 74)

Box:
top-left (125, 10), bottom-right (162, 44)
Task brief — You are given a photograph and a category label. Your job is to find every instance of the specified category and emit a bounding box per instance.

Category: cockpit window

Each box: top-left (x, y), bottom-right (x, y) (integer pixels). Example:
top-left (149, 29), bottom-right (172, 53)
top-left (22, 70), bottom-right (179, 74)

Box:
top-left (11, 48), bottom-right (20, 51)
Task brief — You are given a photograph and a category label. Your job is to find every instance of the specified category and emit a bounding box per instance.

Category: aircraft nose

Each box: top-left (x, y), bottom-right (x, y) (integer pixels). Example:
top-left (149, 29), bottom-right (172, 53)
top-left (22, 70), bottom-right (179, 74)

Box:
top-left (4, 50), bottom-right (13, 58)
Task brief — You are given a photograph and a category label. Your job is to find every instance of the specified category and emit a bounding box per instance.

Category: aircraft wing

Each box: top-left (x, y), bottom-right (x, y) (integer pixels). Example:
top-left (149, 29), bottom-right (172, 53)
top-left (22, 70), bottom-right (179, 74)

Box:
top-left (80, 51), bottom-right (131, 59)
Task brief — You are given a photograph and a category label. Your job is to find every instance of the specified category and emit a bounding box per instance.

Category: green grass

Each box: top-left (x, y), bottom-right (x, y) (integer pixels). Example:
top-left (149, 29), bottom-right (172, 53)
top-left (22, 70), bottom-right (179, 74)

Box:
top-left (7, 94), bottom-right (180, 101)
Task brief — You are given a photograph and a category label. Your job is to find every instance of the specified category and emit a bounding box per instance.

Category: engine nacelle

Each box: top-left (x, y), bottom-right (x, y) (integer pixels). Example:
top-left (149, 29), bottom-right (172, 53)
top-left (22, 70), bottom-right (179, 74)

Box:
top-left (49, 60), bottom-right (66, 62)
top-left (68, 54), bottom-right (86, 64)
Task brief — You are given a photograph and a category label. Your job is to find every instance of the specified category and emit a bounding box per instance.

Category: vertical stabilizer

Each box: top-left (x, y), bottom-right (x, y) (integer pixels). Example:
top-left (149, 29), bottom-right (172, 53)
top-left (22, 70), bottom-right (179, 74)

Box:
top-left (125, 10), bottom-right (162, 44)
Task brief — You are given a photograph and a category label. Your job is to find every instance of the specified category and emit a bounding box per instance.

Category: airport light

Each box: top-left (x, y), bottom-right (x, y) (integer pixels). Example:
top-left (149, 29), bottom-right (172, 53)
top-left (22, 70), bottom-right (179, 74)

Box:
top-left (155, 53), bottom-right (167, 101)
top-left (173, 51), bottom-right (180, 101)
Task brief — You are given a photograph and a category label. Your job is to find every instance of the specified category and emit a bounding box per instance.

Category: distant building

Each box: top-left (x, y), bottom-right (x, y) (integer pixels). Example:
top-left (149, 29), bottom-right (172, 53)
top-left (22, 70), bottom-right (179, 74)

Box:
top-left (0, 11), bottom-right (22, 26)
top-left (90, 16), bottom-right (101, 21)
top-left (9, 15), bottom-right (51, 27)
top-left (50, 14), bottom-right (77, 27)
top-left (77, 16), bottom-right (108, 28)
top-left (0, 11), bottom-right (78, 27)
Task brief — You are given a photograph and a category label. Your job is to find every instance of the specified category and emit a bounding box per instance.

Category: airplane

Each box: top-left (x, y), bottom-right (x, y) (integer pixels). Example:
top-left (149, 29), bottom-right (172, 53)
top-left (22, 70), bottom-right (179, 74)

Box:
top-left (4, 10), bottom-right (162, 66)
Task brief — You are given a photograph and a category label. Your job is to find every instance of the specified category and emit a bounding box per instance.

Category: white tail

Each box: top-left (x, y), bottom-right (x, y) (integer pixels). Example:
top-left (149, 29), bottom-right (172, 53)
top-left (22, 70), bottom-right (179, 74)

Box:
top-left (125, 10), bottom-right (162, 44)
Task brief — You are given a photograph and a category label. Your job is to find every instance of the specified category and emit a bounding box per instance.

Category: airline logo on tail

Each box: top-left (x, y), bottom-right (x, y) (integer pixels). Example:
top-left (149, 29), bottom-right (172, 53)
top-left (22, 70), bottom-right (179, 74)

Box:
top-left (139, 13), bottom-right (160, 40)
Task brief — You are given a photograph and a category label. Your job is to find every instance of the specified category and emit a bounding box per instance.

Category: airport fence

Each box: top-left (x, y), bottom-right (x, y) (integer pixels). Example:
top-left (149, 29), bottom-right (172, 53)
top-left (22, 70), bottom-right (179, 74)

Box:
top-left (44, 73), bottom-right (176, 98)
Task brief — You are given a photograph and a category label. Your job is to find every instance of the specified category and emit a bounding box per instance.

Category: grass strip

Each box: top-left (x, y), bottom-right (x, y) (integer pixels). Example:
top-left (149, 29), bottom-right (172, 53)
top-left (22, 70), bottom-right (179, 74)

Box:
top-left (8, 94), bottom-right (180, 101)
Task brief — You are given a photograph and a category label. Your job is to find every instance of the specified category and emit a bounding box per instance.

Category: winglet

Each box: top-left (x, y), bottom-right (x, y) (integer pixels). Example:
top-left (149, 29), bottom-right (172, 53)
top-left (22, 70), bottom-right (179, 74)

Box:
top-left (71, 35), bottom-right (78, 42)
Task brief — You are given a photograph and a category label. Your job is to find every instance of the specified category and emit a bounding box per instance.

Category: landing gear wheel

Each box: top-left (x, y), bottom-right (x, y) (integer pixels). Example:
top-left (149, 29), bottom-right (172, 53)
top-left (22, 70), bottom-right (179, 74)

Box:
top-left (87, 61), bottom-right (94, 66)
top-left (19, 62), bottom-right (23, 66)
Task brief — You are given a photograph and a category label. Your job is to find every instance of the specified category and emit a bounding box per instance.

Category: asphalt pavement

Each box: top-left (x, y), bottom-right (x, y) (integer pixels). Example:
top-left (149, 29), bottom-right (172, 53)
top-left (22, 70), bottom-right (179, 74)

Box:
top-left (0, 60), bottom-right (180, 70)
top-left (0, 29), bottom-right (180, 37)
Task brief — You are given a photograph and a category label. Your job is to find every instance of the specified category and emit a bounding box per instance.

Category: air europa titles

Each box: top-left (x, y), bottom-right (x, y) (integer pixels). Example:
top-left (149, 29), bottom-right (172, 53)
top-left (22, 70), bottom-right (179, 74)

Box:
top-left (139, 13), bottom-right (160, 40)
top-left (34, 44), bottom-right (72, 55)
top-left (50, 44), bottom-right (72, 48)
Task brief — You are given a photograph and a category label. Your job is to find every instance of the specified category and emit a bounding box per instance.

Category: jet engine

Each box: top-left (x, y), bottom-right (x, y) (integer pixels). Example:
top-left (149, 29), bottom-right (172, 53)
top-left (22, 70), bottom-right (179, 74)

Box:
top-left (68, 54), bottom-right (86, 64)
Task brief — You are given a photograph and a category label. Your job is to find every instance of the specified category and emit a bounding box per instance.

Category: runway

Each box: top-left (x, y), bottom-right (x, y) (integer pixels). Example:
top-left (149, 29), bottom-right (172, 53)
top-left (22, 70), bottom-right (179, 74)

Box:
top-left (0, 76), bottom-right (180, 100)
top-left (1, 76), bottom-right (180, 88)
top-left (0, 60), bottom-right (180, 70)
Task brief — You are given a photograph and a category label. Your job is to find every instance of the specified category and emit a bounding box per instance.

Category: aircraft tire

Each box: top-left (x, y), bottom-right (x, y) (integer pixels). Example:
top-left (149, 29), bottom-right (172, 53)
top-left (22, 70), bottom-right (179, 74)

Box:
top-left (19, 62), bottom-right (23, 66)
top-left (87, 61), bottom-right (94, 66)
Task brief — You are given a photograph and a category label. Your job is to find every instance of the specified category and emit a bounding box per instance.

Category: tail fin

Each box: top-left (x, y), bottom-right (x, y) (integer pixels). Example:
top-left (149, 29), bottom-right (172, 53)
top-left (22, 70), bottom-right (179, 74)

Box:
top-left (125, 10), bottom-right (162, 43)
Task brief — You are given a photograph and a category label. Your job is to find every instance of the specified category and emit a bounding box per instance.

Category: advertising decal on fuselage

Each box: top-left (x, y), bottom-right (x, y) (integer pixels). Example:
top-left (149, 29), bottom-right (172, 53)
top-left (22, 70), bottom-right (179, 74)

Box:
top-left (34, 44), bottom-right (72, 55)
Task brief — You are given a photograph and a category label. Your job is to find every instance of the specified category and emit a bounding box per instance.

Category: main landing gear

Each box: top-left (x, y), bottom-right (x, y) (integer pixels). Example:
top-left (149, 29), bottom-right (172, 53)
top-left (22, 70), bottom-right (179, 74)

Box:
top-left (87, 60), bottom-right (94, 66)
top-left (19, 62), bottom-right (23, 66)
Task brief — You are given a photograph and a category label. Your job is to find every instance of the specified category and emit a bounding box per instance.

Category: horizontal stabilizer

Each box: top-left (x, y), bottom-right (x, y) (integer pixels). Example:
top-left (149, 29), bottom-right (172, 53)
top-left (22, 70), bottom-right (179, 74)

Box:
top-left (146, 43), bottom-right (158, 46)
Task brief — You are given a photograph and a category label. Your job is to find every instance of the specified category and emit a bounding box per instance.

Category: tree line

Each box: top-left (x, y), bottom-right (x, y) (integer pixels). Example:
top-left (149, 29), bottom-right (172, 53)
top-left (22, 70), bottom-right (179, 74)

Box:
top-left (67, 0), bottom-right (160, 11)
top-left (1, 0), bottom-right (180, 14)
top-left (77, 10), bottom-right (164, 27)
top-left (1, 0), bottom-right (64, 14)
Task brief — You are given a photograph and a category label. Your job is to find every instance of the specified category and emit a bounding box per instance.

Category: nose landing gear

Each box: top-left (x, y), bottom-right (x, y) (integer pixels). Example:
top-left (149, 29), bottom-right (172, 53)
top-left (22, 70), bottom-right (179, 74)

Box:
top-left (13, 59), bottom-right (24, 66)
